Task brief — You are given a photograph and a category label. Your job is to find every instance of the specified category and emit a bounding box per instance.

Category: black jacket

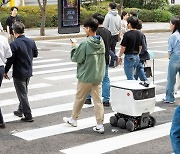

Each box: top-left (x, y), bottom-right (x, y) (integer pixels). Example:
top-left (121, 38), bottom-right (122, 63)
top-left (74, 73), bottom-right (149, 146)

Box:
top-left (5, 35), bottom-right (38, 78)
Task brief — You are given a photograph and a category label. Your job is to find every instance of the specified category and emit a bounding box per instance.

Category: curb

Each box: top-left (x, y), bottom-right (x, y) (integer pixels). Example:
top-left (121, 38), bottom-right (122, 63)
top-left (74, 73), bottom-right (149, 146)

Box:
top-left (29, 29), bottom-right (170, 41)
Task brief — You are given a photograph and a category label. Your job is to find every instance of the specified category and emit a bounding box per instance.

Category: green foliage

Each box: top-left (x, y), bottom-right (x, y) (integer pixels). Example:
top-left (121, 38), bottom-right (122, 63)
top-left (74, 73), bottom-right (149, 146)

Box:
top-left (168, 5), bottom-right (180, 16)
top-left (143, 0), bottom-right (168, 10)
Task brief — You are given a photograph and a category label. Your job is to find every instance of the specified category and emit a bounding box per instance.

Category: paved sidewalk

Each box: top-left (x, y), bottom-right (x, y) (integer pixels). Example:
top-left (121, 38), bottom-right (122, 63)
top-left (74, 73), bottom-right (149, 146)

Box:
top-left (25, 22), bottom-right (170, 41)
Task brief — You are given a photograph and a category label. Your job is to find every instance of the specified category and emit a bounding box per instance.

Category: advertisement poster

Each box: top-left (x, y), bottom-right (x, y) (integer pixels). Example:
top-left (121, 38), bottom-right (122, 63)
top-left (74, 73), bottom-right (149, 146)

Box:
top-left (62, 0), bottom-right (79, 27)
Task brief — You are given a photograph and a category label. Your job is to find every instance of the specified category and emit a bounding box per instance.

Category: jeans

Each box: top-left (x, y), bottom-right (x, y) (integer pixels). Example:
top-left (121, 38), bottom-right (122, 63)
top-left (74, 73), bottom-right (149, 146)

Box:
top-left (109, 35), bottom-right (118, 66)
top-left (165, 53), bottom-right (180, 102)
top-left (134, 60), bottom-right (147, 81)
top-left (124, 54), bottom-right (140, 80)
top-left (0, 66), bottom-right (4, 124)
top-left (170, 106), bottom-right (180, 154)
top-left (87, 65), bottom-right (110, 102)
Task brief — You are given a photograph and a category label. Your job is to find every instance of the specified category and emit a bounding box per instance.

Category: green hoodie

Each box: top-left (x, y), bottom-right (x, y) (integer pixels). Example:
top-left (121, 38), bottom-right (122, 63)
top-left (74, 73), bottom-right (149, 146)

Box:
top-left (71, 36), bottom-right (105, 84)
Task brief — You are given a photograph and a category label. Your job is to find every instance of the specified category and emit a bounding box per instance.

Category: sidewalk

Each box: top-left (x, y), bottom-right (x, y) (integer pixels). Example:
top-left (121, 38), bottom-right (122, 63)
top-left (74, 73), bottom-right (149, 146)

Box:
top-left (25, 22), bottom-right (170, 41)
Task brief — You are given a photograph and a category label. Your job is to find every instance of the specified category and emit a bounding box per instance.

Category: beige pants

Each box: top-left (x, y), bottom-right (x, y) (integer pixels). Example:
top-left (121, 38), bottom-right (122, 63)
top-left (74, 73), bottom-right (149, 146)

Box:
top-left (8, 34), bottom-right (15, 43)
top-left (72, 81), bottom-right (104, 125)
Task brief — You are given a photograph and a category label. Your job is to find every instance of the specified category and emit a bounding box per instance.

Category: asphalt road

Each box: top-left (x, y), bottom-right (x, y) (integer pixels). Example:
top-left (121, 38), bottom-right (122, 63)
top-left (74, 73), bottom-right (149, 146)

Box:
top-left (0, 32), bottom-right (179, 154)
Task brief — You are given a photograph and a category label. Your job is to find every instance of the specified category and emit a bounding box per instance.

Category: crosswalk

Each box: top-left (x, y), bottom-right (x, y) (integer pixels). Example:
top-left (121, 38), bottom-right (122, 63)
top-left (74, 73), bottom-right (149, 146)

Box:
top-left (1, 53), bottom-right (178, 153)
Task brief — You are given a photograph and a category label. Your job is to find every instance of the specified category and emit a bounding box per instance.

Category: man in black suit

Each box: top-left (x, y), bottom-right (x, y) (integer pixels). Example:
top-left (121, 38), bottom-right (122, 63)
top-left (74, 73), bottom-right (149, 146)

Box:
top-left (4, 22), bottom-right (38, 122)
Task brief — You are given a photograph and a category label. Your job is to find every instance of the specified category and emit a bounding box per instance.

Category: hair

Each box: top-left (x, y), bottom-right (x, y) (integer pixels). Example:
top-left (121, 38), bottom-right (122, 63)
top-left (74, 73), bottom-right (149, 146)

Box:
top-left (92, 13), bottom-right (104, 25)
top-left (136, 19), bottom-right (142, 30)
top-left (170, 17), bottom-right (180, 33)
top-left (10, 6), bottom-right (18, 11)
top-left (121, 11), bottom-right (128, 20)
top-left (109, 2), bottom-right (117, 10)
top-left (130, 11), bottom-right (137, 17)
top-left (12, 22), bottom-right (25, 34)
top-left (83, 17), bottom-right (98, 32)
top-left (127, 16), bottom-right (139, 29)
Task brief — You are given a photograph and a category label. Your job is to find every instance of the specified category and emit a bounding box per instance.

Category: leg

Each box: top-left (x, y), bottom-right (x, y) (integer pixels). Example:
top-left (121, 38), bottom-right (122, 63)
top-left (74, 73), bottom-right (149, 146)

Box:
top-left (71, 81), bottom-right (92, 120)
top-left (109, 35), bottom-right (118, 67)
top-left (137, 61), bottom-right (148, 81)
top-left (165, 60), bottom-right (178, 102)
top-left (91, 84), bottom-right (104, 125)
top-left (170, 106), bottom-right (180, 153)
top-left (124, 55), bottom-right (139, 80)
top-left (102, 65), bottom-right (110, 104)
top-left (13, 77), bottom-right (32, 116)
top-left (0, 66), bottom-right (5, 124)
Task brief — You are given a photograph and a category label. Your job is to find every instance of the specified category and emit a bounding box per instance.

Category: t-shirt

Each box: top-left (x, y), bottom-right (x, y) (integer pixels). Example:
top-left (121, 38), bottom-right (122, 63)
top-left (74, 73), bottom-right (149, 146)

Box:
top-left (6, 16), bottom-right (21, 35)
top-left (121, 30), bottom-right (143, 55)
top-left (96, 27), bottom-right (111, 65)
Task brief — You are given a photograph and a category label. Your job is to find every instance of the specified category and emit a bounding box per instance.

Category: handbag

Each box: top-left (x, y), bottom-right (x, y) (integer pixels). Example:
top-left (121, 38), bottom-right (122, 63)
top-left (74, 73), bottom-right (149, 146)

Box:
top-left (144, 66), bottom-right (152, 78)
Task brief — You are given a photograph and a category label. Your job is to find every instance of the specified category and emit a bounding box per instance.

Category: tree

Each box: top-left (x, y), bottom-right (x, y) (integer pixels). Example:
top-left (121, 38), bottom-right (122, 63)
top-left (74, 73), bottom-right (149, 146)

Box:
top-left (37, 0), bottom-right (47, 36)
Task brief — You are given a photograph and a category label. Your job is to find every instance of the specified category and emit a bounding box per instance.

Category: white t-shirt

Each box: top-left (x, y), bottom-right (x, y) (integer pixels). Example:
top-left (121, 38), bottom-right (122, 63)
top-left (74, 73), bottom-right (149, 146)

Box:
top-left (0, 35), bottom-right (12, 66)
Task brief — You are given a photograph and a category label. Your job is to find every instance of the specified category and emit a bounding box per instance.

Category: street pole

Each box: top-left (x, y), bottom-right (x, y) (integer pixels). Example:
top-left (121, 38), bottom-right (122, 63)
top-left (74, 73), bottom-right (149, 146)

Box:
top-left (21, 0), bottom-right (25, 6)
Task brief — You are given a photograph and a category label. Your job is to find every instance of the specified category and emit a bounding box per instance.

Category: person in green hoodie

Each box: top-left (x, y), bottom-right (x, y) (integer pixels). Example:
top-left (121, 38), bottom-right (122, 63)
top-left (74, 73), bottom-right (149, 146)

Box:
top-left (63, 17), bottom-right (106, 134)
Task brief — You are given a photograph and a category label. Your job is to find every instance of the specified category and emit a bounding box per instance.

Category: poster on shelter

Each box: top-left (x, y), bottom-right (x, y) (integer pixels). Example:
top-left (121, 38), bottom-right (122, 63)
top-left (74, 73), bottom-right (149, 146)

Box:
top-left (62, 0), bottom-right (79, 27)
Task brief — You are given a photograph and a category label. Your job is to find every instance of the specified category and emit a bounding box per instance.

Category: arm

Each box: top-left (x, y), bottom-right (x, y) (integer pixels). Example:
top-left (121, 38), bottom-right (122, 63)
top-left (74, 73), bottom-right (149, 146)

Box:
top-left (118, 46), bottom-right (126, 64)
top-left (4, 39), bottom-right (12, 59)
top-left (103, 15), bottom-right (109, 29)
top-left (33, 41), bottom-right (38, 58)
top-left (71, 42), bottom-right (86, 63)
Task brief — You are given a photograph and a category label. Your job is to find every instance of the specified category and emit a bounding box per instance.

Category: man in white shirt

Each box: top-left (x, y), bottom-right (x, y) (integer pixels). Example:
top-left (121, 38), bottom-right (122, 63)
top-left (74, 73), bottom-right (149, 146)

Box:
top-left (0, 35), bottom-right (12, 128)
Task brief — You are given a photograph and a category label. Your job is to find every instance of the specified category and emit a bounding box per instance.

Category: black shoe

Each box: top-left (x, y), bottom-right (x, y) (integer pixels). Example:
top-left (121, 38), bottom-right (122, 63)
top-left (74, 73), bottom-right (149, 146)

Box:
top-left (14, 110), bottom-right (23, 117)
top-left (21, 113), bottom-right (34, 122)
top-left (103, 101), bottom-right (110, 107)
top-left (139, 81), bottom-right (149, 87)
top-left (84, 99), bottom-right (92, 104)
top-left (0, 123), bottom-right (5, 128)
top-left (21, 117), bottom-right (34, 122)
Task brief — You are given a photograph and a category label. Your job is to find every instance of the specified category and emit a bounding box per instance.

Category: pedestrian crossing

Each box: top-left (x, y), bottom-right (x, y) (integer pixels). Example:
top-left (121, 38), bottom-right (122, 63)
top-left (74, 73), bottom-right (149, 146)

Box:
top-left (1, 55), bottom-right (178, 154)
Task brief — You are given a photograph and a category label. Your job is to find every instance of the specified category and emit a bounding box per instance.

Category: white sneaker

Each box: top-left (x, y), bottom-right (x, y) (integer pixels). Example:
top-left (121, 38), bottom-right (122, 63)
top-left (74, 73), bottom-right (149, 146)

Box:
top-left (63, 117), bottom-right (77, 127)
top-left (93, 125), bottom-right (104, 134)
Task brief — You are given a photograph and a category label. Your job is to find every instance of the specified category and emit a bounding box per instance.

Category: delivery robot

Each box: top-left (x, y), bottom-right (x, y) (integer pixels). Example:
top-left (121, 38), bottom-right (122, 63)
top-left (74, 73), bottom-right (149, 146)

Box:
top-left (110, 80), bottom-right (156, 132)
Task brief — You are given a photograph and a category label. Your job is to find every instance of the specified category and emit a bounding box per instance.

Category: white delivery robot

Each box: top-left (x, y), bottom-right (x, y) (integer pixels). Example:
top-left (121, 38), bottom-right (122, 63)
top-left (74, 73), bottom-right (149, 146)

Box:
top-left (110, 80), bottom-right (156, 132)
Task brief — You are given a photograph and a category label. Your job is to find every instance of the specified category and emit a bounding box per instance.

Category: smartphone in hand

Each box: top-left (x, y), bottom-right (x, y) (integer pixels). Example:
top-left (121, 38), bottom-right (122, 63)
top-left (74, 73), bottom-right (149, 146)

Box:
top-left (70, 38), bottom-right (77, 43)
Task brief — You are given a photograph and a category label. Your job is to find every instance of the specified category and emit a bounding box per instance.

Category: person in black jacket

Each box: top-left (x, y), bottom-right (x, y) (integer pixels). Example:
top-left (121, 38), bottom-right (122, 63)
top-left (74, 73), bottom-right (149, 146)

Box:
top-left (4, 22), bottom-right (38, 122)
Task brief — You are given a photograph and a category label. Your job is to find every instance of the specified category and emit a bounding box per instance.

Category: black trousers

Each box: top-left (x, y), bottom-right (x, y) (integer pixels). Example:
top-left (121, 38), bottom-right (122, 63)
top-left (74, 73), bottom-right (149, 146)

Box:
top-left (13, 77), bottom-right (32, 115)
top-left (109, 35), bottom-right (118, 66)
top-left (0, 66), bottom-right (5, 124)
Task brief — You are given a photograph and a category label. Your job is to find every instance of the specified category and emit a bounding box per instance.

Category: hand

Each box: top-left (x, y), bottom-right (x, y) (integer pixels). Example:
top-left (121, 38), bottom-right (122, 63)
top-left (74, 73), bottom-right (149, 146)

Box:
top-left (71, 42), bottom-right (76, 47)
top-left (118, 57), bottom-right (123, 65)
top-left (4, 73), bottom-right (10, 80)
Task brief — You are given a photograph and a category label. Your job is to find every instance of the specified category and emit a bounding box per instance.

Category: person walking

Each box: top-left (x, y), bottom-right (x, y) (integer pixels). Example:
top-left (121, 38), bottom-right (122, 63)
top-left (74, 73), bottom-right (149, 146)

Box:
top-left (63, 18), bottom-right (106, 134)
top-left (6, 6), bottom-right (21, 43)
top-left (134, 20), bottom-right (150, 86)
top-left (121, 11), bottom-right (129, 35)
top-left (164, 17), bottom-right (180, 104)
top-left (170, 106), bottom-right (180, 154)
top-left (0, 34), bottom-right (12, 128)
top-left (4, 22), bottom-right (38, 122)
top-left (84, 13), bottom-right (111, 107)
top-left (103, 2), bottom-right (121, 68)
top-left (118, 16), bottom-right (142, 80)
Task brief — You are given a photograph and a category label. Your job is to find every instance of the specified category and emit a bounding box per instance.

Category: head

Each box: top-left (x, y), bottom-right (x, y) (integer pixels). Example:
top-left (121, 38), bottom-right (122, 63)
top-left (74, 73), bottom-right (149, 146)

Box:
top-left (10, 6), bottom-right (18, 16)
top-left (130, 11), bottom-right (137, 18)
top-left (121, 11), bottom-right (128, 20)
top-left (92, 13), bottom-right (104, 25)
top-left (108, 2), bottom-right (116, 11)
top-left (170, 17), bottom-right (180, 33)
top-left (136, 19), bottom-right (142, 30)
top-left (12, 22), bottom-right (25, 36)
top-left (127, 16), bottom-right (139, 29)
top-left (83, 17), bottom-right (98, 36)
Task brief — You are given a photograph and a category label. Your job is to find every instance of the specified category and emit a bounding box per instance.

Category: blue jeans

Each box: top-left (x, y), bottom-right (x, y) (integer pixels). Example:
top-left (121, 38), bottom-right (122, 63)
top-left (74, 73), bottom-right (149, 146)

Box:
top-left (87, 65), bottom-right (110, 102)
top-left (166, 54), bottom-right (180, 102)
top-left (109, 50), bottom-right (118, 67)
top-left (134, 61), bottom-right (147, 81)
top-left (124, 54), bottom-right (140, 80)
top-left (170, 106), bottom-right (180, 154)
